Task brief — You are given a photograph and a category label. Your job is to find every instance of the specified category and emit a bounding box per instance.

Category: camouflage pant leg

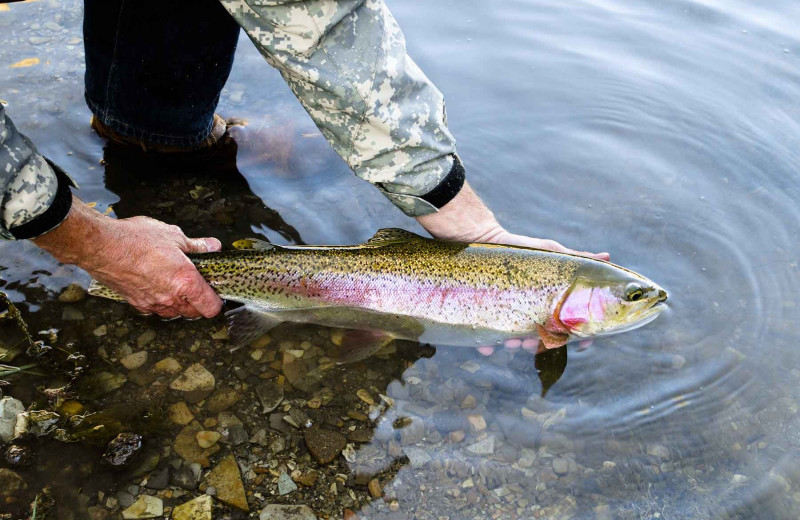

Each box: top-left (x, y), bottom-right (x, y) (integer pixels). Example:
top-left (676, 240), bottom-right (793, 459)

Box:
top-left (218, 0), bottom-right (459, 216)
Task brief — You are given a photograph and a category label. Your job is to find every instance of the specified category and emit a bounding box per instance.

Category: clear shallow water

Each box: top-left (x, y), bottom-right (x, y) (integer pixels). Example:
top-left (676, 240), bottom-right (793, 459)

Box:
top-left (2, 0), bottom-right (800, 518)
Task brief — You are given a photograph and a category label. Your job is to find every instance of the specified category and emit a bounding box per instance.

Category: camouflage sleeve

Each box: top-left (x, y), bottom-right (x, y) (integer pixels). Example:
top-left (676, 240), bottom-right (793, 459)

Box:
top-left (219, 0), bottom-right (464, 216)
top-left (0, 105), bottom-right (73, 240)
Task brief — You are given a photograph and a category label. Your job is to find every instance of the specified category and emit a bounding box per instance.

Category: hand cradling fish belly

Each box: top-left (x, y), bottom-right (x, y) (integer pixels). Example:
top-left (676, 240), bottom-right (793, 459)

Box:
top-left (89, 228), bottom-right (668, 362)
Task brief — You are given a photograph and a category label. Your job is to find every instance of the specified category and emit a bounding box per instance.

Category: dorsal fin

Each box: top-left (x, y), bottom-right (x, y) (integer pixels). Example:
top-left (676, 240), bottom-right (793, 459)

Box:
top-left (231, 237), bottom-right (274, 251)
top-left (364, 228), bottom-right (424, 246)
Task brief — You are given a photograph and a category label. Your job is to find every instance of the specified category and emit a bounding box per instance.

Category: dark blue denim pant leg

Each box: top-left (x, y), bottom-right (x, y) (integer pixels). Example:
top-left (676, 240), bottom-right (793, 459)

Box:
top-left (84, 0), bottom-right (241, 147)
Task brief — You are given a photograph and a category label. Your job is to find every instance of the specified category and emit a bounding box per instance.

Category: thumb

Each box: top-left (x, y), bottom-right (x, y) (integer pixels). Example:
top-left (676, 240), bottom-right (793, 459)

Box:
top-left (183, 237), bottom-right (222, 254)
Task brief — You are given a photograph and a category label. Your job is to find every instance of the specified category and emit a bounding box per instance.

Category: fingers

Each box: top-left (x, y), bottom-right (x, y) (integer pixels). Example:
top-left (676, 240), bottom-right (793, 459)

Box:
top-left (492, 233), bottom-right (610, 261)
top-left (182, 236), bottom-right (222, 254)
top-left (172, 266), bottom-right (223, 318)
top-left (126, 265), bottom-right (222, 320)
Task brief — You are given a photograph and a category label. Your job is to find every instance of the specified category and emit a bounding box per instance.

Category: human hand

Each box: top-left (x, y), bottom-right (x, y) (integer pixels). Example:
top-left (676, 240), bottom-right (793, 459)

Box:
top-left (33, 197), bottom-right (223, 319)
top-left (416, 181), bottom-right (608, 355)
top-left (417, 181), bottom-right (609, 260)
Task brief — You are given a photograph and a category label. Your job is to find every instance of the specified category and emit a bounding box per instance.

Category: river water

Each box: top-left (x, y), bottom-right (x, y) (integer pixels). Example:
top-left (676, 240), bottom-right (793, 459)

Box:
top-left (1, 0), bottom-right (800, 519)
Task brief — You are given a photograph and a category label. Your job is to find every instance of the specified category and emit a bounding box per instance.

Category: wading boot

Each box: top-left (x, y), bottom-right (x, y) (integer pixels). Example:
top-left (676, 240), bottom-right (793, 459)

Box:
top-left (90, 114), bottom-right (229, 154)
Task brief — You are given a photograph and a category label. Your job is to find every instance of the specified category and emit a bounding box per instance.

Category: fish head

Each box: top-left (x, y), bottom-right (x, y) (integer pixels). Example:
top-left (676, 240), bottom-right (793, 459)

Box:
top-left (555, 262), bottom-right (668, 338)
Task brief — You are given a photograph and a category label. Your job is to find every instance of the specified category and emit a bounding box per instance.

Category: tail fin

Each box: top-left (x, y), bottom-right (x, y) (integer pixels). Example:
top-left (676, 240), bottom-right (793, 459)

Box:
top-left (87, 280), bottom-right (126, 302)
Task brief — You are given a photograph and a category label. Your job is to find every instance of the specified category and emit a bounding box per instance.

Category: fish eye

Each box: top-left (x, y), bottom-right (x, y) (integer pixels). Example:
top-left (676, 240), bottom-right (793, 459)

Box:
top-left (625, 283), bottom-right (644, 302)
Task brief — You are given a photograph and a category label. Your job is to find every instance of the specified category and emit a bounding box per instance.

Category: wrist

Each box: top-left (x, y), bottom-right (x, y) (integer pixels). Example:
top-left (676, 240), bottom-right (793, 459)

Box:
top-left (416, 181), bottom-right (504, 242)
top-left (31, 196), bottom-right (111, 265)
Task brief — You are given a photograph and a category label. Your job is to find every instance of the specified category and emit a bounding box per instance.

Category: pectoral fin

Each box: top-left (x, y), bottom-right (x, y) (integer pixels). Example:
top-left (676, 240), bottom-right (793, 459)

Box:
top-left (330, 328), bottom-right (395, 363)
top-left (87, 280), bottom-right (125, 302)
top-left (535, 324), bottom-right (570, 349)
top-left (225, 305), bottom-right (283, 350)
top-left (535, 344), bottom-right (567, 397)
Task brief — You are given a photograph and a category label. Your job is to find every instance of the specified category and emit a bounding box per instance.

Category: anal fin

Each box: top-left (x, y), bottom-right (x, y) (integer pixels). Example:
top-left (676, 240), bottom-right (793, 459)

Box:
top-left (330, 328), bottom-right (395, 364)
top-left (225, 305), bottom-right (283, 351)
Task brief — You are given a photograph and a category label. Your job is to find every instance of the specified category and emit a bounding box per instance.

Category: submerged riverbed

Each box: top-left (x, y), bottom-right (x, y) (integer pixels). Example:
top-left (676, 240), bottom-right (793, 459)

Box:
top-left (2, 0), bottom-right (800, 518)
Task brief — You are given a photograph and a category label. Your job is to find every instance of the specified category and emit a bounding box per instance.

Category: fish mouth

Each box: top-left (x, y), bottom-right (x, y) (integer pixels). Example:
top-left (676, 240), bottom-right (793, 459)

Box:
top-left (591, 301), bottom-right (667, 337)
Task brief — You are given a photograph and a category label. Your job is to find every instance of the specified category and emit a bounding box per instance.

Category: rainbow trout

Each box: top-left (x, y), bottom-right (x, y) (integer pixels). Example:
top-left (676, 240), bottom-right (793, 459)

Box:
top-left (90, 229), bottom-right (667, 358)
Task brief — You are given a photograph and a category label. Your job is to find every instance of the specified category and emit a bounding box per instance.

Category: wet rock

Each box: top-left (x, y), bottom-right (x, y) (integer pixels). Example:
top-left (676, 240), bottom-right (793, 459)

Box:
top-left (255, 381), bottom-right (284, 414)
top-left (283, 358), bottom-right (307, 385)
top-left (348, 427), bottom-right (372, 444)
top-left (459, 360), bottom-right (481, 373)
top-left (402, 447), bottom-right (432, 468)
top-left (88, 506), bottom-right (110, 520)
top-left (145, 467), bottom-right (170, 490)
top-left (170, 364), bottom-right (215, 403)
top-left (269, 413), bottom-right (293, 434)
top-left (200, 454), bottom-right (249, 512)
top-left (368, 478), bottom-right (383, 499)
top-left (116, 491), bottom-right (135, 509)
top-left (127, 367), bottom-right (157, 387)
top-left (5, 444), bottom-right (33, 466)
top-left (61, 306), bottom-right (85, 321)
top-left (16, 410), bottom-right (60, 437)
top-left (278, 470), bottom-right (298, 495)
top-left (647, 443), bottom-right (671, 460)
top-left (93, 325), bottom-right (108, 337)
top-left (294, 471), bottom-right (318, 487)
top-left (154, 357), bottom-right (182, 374)
top-left (0, 396), bottom-right (24, 442)
top-left (171, 464), bottom-right (199, 490)
top-left (168, 402), bottom-right (195, 426)
top-left (196, 431), bottom-right (221, 449)
top-left (461, 394), bottom-right (478, 410)
top-left (304, 428), bottom-right (346, 464)
top-left (467, 414), bottom-right (487, 432)
top-left (399, 419), bottom-right (425, 445)
top-left (260, 505), bottom-right (317, 520)
top-left (172, 495), bottom-right (213, 520)
top-left (270, 436), bottom-right (287, 454)
top-left (102, 433), bottom-right (142, 467)
top-left (121, 495), bottom-right (163, 519)
top-left (174, 422), bottom-right (220, 467)
top-left (356, 389), bottom-right (375, 405)
top-left (449, 430), bottom-right (466, 443)
top-left (121, 351), bottom-right (148, 370)
top-left (59, 283), bottom-right (87, 302)
top-left (0, 468), bottom-right (27, 503)
top-left (136, 329), bottom-right (156, 348)
top-left (552, 457), bottom-right (570, 476)
top-left (131, 452), bottom-right (161, 478)
top-left (228, 423), bottom-right (249, 446)
top-left (92, 371), bottom-right (128, 394)
top-left (205, 388), bottom-right (242, 413)
top-left (466, 436), bottom-right (495, 456)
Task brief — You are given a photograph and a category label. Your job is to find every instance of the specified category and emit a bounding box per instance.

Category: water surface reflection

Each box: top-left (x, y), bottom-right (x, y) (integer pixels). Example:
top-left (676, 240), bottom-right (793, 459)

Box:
top-left (1, 0), bottom-right (800, 518)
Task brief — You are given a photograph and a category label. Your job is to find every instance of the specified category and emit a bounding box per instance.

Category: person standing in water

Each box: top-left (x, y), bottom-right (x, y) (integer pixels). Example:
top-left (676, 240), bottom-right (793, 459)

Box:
top-left (0, 0), bottom-right (607, 348)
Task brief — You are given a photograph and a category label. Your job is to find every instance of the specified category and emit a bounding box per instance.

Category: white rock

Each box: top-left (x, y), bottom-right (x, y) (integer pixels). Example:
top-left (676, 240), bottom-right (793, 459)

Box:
top-left (466, 436), bottom-right (495, 456)
top-left (120, 351), bottom-right (148, 370)
top-left (260, 504), bottom-right (317, 520)
top-left (170, 364), bottom-right (215, 402)
top-left (121, 495), bottom-right (163, 519)
top-left (0, 397), bottom-right (24, 443)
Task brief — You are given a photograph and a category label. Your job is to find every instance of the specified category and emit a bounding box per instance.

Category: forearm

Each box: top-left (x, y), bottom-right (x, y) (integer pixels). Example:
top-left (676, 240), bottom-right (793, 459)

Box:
top-left (220, 0), bottom-right (460, 215)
